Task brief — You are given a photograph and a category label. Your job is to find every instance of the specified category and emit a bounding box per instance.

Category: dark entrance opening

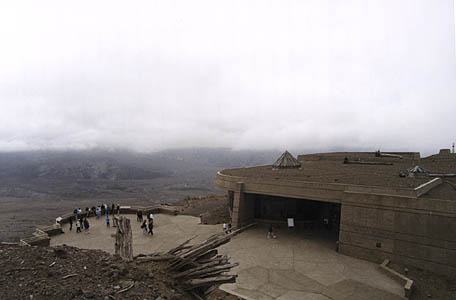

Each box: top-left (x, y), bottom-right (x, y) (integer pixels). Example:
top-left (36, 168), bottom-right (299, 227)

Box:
top-left (251, 193), bottom-right (341, 238)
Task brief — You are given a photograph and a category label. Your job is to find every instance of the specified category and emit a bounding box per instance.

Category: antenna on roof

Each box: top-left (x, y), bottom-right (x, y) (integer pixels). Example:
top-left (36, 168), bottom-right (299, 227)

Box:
top-left (453, 142), bottom-right (455, 154)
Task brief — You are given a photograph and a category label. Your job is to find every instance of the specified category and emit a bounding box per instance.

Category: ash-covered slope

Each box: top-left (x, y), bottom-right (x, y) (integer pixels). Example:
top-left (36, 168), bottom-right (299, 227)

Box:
top-left (0, 151), bottom-right (168, 181)
top-left (0, 148), bottom-right (280, 200)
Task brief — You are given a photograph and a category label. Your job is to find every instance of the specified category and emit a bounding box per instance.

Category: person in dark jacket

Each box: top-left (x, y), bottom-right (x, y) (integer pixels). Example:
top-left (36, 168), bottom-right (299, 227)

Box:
top-left (83, 218), bottom-right (90, 231)
top-left (148, 220), bottom-right (154, 235)
top-left (69, 216), bottom-right (73, 231)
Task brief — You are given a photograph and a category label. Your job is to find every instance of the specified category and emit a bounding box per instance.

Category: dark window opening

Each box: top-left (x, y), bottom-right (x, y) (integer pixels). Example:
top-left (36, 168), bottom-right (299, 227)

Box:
top-left (250, 193), bottom-right (341, 235)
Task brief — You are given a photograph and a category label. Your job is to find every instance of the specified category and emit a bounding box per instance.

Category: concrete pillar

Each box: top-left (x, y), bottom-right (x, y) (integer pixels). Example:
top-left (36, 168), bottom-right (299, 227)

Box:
top-left (231, 182), bottom-right (243, 229)
top-left (227, 191), bottom-right (234, 218)
top-left (231, 182), bottom-right (254, 229)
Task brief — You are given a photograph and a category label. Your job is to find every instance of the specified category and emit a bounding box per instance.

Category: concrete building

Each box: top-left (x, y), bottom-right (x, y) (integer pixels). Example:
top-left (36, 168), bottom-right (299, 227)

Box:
top-left (216, 150), bottom-right (456, 278)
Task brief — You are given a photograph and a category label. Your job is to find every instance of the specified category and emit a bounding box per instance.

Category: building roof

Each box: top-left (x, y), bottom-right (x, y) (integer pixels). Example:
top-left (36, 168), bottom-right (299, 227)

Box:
top-left (220, 151), bottom-right (456, 200)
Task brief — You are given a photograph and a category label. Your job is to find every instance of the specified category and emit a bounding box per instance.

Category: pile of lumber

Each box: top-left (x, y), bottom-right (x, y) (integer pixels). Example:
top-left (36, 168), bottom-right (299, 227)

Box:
top-left (135, 223), bottom-right (255, 299)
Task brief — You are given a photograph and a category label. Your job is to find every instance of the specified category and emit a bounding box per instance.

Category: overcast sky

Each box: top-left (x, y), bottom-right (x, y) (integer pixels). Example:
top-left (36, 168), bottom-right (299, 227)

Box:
top-left (0, 1), bottom-right (455, 155)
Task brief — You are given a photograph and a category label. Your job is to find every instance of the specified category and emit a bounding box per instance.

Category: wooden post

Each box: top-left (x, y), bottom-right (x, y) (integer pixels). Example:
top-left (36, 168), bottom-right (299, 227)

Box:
top-left (114, 216), bottom-right (133, 261)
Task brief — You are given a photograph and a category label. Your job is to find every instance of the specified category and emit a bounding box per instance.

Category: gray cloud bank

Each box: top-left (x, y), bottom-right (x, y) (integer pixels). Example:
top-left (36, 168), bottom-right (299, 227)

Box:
top-left (0, 0), bottom-right (455, 155)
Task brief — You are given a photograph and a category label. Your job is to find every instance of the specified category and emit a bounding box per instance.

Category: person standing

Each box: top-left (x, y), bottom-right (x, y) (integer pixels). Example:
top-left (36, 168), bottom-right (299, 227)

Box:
top-left (141, 220), bottom-right (148, 234)
top-left (106, 215), bottom-right (110, 228)
top-left (148, 220), bottom-right (154, 235)
top-left (76, 219), bottom-right (81, 233)
top-left (69, 216), bottom-right (73, 231)
top-left (83, 218), bottom-right (90, 232)
top-left (267, 224), bottom-right (276, 239)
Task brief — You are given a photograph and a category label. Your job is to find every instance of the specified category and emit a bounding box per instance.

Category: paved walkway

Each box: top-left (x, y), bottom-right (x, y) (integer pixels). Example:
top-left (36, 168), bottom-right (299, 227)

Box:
top-left (50, 216), bottom-right (405, 300)
top-left (219, 224), bottom-right (405, 300)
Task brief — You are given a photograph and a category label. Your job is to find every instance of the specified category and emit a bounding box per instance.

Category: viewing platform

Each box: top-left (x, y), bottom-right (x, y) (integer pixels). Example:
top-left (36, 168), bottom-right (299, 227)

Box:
top-left (45, 209), bottom-right (405, 300)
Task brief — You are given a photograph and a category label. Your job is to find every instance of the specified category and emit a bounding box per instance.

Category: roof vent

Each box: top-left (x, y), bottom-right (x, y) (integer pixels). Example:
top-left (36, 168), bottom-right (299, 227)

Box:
top-left (272, 151), bottom-right (301, 169)
top-left (407, 165), bottom-right (429, 176)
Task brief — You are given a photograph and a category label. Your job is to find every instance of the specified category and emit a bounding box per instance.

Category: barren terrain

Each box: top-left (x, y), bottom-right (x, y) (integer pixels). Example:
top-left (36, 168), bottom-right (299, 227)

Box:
top-left (0, 148), bottom-right (277, 242)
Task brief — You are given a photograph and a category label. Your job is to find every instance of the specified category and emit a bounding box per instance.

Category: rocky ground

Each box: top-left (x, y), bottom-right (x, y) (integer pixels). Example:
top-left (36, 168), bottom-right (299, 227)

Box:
top-left (0, 244), bottom-right (190, 300)
top-left (174, 194), bottom-right (231, 225)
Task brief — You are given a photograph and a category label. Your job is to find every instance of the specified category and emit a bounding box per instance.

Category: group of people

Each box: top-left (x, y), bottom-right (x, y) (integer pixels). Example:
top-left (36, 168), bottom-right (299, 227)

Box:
top-left (72, 204), bottom-right (121, 218)
top-left (222, 223), bottom-right (232, 234)
top-left (68, 215), bottom-right (90, 233)
top-left (68, 203), bottom-right (121, 233)
top-left (66, 205), bottom-right (159, 236)
top-left (140, 212), bottom-right (155, 235)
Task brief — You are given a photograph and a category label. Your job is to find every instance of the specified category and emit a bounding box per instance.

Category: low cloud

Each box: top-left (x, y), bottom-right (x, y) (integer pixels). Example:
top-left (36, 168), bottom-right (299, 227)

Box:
top-left (0, 0), bottom-right (455, 156)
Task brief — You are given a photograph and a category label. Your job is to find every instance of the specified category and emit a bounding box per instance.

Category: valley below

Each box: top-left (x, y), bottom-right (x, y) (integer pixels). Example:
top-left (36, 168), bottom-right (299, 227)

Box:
top-left (0, 148), bottom-right (279, 242)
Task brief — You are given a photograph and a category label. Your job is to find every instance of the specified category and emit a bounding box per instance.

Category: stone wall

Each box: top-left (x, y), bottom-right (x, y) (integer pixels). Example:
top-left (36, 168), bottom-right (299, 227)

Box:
top-left (339, 192), bottom-right (456, 278)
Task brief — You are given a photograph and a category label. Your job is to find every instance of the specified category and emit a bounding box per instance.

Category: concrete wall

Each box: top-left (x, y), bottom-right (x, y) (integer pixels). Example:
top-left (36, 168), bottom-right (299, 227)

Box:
top-left (216, 171), bottom-right (421, 202)
top-left (339, 192), bottom-right (456, 278)
top-left (217, 172), bottom-right (346, 203)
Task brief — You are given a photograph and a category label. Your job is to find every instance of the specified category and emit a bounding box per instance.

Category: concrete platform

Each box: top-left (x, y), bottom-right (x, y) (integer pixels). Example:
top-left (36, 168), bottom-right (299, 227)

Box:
top-left (50, 216), bottom-right (405, 300)
top-left (219, 224), bottom-right (406, 300)
top-left (50, 214), bottom-right (221, 255)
